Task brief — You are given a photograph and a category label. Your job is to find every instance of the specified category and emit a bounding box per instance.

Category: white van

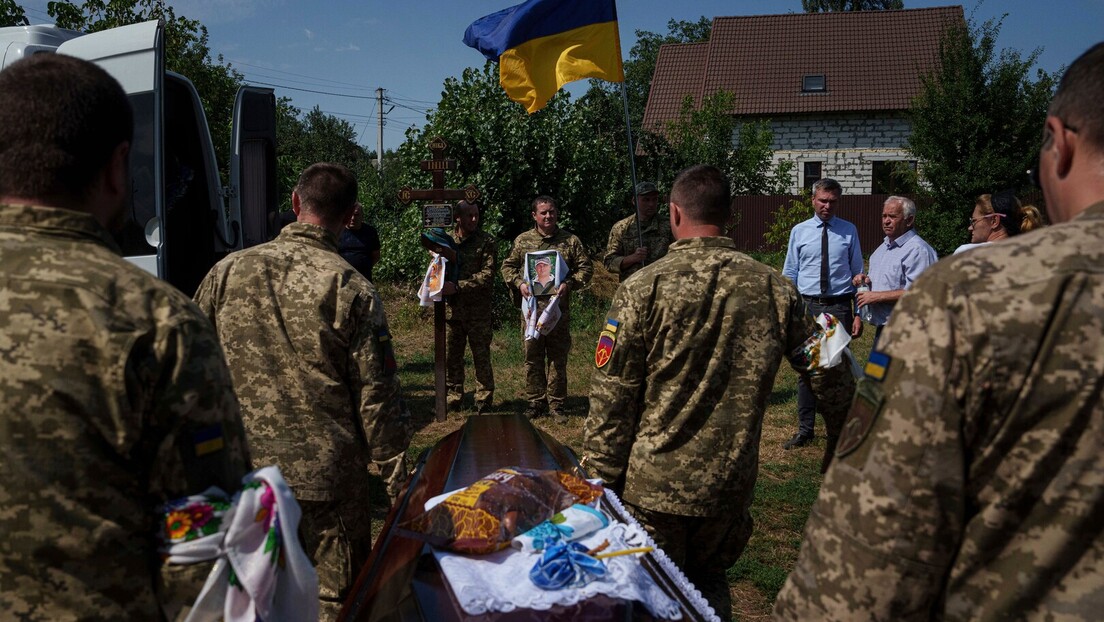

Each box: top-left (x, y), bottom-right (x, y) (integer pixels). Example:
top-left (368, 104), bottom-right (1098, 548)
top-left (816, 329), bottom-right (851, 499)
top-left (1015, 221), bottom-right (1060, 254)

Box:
top-left (0, 19), bottom-right (278, 296)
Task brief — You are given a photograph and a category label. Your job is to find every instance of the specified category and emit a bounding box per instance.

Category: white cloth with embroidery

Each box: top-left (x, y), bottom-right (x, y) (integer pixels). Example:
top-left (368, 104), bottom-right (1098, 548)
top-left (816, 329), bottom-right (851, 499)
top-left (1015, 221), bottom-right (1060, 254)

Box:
top-left (161, 466), bottom-right (318, 622)
top-left (433, 489), bottom-right (718, 620)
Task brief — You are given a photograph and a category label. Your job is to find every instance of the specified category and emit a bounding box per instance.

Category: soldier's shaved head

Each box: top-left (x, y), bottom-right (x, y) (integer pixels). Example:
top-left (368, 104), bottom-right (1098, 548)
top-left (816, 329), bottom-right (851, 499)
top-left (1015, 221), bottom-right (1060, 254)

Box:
top-left (294, 162), bottom-right (358, 225)
top-left (670, 164), bottom-right (731, 227)
top-left (1048, 41), bottom-right (1104, 152)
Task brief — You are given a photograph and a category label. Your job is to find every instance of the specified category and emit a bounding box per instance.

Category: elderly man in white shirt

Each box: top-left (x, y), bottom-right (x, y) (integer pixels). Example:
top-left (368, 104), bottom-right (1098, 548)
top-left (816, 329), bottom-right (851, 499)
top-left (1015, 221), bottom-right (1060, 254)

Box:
top-left (854, 195), bottom-right (938, 346)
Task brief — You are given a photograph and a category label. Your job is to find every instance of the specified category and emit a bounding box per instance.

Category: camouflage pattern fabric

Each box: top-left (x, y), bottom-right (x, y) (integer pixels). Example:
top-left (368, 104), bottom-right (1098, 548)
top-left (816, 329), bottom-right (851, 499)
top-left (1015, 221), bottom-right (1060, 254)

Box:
top-left (194, 222), bottom-right (411, 620)
top-left (299, 497), bottom-right (371, 621)
top-left (501, 227), bottom-right (593, 411)
top-left (446, 228), bottom-right (497, 410)
top-left (774, 201), bottom-right (1104, 621)
top-left (584, 236), bottom-right (852, 516)
top-left (0, 204), bottom-right (252, 621)
top-left (603, 213), bottom-right (672, 282)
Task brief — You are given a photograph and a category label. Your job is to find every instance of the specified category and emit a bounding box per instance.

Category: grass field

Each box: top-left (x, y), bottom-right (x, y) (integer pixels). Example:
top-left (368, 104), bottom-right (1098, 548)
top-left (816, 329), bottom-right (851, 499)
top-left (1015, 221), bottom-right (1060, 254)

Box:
top-left (373, 265), bottom-right (873, 621)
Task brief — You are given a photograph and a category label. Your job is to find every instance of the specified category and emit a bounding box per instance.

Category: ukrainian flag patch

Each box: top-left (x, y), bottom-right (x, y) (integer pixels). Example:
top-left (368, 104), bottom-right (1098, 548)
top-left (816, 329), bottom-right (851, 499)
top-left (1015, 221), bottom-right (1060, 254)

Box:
top-left (594, 318), bottom-right (619, 369)
top-left (193, 424), bottom-right (225, 457)
top-left (865, 350), bottom-right (891, 381)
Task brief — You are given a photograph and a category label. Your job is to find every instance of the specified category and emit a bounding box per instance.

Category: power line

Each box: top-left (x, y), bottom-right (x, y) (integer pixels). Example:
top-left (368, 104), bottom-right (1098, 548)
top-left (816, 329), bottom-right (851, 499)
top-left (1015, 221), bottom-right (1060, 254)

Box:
top-left (247, 79), bottom-right (376, 100)
top-left (228, 58), bottom-right (377, 91)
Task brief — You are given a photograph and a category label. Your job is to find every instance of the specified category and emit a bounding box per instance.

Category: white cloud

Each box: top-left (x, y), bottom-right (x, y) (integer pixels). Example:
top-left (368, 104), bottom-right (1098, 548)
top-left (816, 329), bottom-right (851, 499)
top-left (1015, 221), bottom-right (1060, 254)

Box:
top-left (336, 43), bottom-right (361, 52)
top-left (304, 28), bottom-right (314, 40)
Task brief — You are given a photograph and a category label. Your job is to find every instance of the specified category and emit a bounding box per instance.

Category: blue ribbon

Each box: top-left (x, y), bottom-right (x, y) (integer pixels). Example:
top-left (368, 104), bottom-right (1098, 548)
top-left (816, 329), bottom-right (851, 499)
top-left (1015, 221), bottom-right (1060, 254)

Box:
top-left (529, 542), bottom-right (608, 590)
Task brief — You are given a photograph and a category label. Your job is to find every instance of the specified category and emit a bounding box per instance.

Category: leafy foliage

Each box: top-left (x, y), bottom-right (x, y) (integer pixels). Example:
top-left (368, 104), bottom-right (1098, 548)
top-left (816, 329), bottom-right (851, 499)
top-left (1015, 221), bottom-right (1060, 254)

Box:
top-left (907, 16), bottom-right (1057, 254)
top-left (802, 0), bottom-right (904, 11)
top-left (620, 17), bottom-right (712, 130)
top-left (0, 0), bottom-right (27, 25)
top-left (764, 189), bottom-right (811, 250)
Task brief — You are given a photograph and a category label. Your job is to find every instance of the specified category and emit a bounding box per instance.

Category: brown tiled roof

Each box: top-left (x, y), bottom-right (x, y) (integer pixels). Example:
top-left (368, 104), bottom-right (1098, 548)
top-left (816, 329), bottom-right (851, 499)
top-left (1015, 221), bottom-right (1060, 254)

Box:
top-left (642, 6), bottom-right (964, 133)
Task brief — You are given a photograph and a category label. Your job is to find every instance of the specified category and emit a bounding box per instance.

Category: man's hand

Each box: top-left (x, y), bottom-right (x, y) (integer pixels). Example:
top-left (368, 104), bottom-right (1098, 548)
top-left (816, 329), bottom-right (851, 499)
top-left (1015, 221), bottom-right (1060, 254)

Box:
top-left (441, 281), bottom-right (457, 296)
top-left (851, 315), bottom-right (864, 338)
top-left (856, 289), bottom-right (877, 307)
top-left (852, 273), bottom-right (870, 288)
top-left (623, 247), bottom-right (648, 269)
top-left (556, 282), bottom-right (570, 297)
top-left (519, 282), bottom-right (531, 298)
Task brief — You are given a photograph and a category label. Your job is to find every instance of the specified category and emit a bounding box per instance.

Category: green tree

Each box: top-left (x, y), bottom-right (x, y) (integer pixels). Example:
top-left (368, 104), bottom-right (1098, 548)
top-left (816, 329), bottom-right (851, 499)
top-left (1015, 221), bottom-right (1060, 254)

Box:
top-left (1, 0), bottom-right (28, 26)
top-left (802, 0), bottom-right (904, 11)
top-left (907, 16), bottom-right (1057, 254)
top-left (619, 17), bottom-right (712, 131)
top-left (47, 0), bottom-right (244, 179)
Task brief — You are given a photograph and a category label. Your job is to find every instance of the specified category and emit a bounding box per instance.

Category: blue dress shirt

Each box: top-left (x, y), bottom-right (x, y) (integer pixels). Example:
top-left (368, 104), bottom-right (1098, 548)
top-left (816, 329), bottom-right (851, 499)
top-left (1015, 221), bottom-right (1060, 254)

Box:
top-left (783, 216), bottom-right (863, 297)
top-left (866, 228), bottom-right (939, 326)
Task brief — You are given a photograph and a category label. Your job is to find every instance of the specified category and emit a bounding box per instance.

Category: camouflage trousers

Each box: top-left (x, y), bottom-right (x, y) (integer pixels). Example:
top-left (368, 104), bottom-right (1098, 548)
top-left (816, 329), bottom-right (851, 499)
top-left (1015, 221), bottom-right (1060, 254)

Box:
top-left (522, 313), bottom-right (572, 413)
top-left (446, 316), bottom-right (495, 411)
top-left (298, 495), bottom-right (372, 622)
top-left (626, 501), bottom-right (751, 619)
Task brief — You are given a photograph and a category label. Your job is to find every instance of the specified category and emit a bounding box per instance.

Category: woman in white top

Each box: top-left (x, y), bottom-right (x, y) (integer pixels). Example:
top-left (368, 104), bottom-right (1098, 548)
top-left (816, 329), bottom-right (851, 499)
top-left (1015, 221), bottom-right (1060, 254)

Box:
top-left (954, 190), bottom-right (1046, 254)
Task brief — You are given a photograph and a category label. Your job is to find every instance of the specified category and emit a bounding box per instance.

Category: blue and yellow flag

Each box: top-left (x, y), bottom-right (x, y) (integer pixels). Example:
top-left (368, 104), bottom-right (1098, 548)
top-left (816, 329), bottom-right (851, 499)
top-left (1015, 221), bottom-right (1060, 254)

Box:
top-left (463, 0), bottom-right (624, 113)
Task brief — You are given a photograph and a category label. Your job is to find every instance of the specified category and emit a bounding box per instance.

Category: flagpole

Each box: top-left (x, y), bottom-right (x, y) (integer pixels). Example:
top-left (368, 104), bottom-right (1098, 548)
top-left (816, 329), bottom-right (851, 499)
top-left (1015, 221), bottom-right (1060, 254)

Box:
top-left (619, 83), bottom-right (644, 250)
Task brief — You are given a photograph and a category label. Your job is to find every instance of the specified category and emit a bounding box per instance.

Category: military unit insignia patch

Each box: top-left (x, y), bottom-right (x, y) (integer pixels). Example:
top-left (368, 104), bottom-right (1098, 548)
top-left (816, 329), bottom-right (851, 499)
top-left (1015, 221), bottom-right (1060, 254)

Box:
top-left (594, 318), bottom-right (619, 369)
top-left (836, 379), bottom-right (885, 458)
top-left (865, 350), bottom-right (891, 381)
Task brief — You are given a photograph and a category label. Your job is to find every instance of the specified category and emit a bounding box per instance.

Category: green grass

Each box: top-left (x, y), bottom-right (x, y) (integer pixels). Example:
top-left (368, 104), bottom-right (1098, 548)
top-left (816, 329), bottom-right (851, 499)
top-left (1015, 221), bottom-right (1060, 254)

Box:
top-left (374, 272), bottom-right (875, 621)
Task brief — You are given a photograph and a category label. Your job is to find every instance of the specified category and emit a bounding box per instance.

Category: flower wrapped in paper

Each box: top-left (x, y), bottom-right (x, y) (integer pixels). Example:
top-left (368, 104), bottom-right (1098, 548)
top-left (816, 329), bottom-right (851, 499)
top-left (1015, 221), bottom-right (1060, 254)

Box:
top-left (794, 312), bottom-right (852, 372)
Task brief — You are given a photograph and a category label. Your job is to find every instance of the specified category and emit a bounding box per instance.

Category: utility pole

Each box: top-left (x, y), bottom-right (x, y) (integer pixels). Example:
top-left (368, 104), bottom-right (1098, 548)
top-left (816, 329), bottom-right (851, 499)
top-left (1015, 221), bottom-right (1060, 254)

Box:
top-left (376, 87), bottom-right (384, 171)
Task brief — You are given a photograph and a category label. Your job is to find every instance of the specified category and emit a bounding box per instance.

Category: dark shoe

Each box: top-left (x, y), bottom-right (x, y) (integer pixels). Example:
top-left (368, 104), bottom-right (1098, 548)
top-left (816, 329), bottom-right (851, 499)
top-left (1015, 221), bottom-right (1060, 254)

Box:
top-left (783, 433), bottom-right (814, 450)
top-left (524, 405), bottom-right (546, 419)
top-left (476, 401), bottom-right (491, 415)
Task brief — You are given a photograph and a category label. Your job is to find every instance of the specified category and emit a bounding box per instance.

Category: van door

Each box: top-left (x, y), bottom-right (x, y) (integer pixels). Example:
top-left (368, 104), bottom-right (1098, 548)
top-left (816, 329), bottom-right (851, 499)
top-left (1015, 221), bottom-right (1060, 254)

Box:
top-left (230, 87), bottom-right (278, 249)
top-left (57, 20), bottom-right (164, 279)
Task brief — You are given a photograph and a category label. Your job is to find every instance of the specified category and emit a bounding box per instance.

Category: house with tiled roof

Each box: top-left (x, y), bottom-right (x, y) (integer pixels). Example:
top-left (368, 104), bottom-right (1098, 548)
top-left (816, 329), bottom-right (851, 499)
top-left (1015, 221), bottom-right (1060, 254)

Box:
top-left (642, 6), bottom-right (964, 194)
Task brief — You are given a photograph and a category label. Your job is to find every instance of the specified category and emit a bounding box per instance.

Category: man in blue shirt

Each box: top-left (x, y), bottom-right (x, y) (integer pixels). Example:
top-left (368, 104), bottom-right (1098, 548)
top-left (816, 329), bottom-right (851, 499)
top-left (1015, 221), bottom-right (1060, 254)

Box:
top-left (782, 178), bottom-right (863, 452)
top-left (854, 196), bottom-right (938, 347)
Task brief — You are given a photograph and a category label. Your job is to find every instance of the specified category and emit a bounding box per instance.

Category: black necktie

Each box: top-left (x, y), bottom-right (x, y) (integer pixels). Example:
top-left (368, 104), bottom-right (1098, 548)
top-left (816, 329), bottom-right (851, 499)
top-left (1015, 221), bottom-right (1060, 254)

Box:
top-left (820, 222), bottom-right (829, 294)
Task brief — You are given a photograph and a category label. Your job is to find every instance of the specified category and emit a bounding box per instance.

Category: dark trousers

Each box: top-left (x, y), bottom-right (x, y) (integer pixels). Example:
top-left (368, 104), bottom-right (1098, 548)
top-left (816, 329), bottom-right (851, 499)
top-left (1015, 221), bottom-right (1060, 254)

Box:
top-left (796, 297), bottom-right (853, 438)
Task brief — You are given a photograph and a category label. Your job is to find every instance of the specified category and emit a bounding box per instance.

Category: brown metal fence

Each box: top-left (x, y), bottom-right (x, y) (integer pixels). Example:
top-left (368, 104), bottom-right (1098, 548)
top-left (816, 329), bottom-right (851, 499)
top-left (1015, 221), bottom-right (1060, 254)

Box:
top-left (731, 194), bottom-right (914, 254)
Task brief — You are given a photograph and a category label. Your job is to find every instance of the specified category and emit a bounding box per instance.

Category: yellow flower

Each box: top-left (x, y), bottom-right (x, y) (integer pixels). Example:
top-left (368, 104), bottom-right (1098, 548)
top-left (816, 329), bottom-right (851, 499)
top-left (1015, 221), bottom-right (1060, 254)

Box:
top-left (166, 511), bottom-right (192, 540)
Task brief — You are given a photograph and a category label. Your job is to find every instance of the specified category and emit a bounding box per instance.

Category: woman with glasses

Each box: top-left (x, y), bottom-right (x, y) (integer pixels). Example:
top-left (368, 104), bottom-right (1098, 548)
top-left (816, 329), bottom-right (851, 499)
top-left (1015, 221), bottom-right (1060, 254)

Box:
top-left (954, 190), bottom-right (1045, 254)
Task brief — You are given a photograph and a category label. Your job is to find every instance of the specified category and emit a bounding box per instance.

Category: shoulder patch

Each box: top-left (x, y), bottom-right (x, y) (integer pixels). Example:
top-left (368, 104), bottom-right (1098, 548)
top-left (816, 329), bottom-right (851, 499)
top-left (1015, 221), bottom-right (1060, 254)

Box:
top-left (864, 350), bottom-right (891, 381)
top-left (193, 424), bottom-right (225, 457)
top-left (836, 378), bottom-right (885, 458)
top-left (594, 318), bottom-right (619, 369)
top-left (377, 328), bottom-right (397, 374)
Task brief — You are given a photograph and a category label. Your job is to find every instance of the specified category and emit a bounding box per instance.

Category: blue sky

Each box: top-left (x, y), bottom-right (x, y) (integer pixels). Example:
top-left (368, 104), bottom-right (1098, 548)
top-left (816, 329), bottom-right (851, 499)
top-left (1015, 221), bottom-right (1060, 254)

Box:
top-left (19, 0), bottom-right (1104, 153)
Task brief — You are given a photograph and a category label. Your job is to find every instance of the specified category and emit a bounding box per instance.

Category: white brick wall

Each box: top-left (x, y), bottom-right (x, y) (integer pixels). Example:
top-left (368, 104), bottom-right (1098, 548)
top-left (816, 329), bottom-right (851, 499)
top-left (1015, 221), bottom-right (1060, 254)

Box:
top-left (734, 112), bottom-right (916, 194)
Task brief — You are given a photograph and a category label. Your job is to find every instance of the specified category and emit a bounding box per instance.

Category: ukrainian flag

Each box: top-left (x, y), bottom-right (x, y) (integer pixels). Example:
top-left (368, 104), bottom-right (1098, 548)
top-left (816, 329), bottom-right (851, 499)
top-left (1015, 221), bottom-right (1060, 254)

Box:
top-left (463, 0), bottom-right (624, 113)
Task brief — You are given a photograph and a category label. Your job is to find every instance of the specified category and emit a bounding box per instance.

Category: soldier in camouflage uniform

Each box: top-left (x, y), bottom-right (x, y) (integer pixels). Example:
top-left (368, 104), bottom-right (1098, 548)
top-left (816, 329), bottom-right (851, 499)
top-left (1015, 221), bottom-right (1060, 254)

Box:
top-left (194, 163), bottom-right (411, 621)
top-left (442, 200), bottom-right (497, 413)
top-left (774, 43), bottom-right (1104, 621)
top-left (603, 181), bottom-right (671, 282)
top-left (501, 196), bottom-right (593, 420)
top-left (584, 165), bottom-right (853, 616)
top-left (0, 55), bottom-right (252, 621)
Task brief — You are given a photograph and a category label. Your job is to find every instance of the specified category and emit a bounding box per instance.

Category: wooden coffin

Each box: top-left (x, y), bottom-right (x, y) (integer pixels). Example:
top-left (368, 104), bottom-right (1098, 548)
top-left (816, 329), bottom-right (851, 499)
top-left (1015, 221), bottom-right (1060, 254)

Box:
top-left (339, 413), bottom-right (713, 621)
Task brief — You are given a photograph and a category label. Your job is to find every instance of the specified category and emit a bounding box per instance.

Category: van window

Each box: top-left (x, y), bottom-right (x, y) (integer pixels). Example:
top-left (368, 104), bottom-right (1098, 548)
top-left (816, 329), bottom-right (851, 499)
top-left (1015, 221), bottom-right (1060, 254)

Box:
top-left (114, 91), bottom-right (158, 258)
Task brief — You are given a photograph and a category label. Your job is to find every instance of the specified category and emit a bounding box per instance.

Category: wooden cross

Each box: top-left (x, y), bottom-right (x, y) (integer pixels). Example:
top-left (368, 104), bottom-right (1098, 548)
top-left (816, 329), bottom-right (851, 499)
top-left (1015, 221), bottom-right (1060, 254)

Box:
top-left (398, 137), bottom-right (481, 421)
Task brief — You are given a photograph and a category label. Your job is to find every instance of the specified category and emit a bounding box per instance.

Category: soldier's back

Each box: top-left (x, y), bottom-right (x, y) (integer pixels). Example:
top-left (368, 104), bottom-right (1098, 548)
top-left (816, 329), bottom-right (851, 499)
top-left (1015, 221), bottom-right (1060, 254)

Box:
top-left (0, 204), bottom-right (249, 620)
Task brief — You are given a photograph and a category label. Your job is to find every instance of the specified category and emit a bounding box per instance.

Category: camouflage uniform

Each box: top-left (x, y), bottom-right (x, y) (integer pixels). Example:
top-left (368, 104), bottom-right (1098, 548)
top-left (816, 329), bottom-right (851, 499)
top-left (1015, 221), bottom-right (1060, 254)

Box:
top-left (0, 204), bottom-right (251, 621)
top-left (584, 236), bottom-right (853, 614)
top-left (501, 226), bottom-right (593, 415)
top-left (194, 222), bottom-right (410, 621)
top-left (603, 213), bottom-right (672, 282)
top-left (446, 228), bottom-right (498, 412)
top-left (774, 202), bottom-right (1104, 621)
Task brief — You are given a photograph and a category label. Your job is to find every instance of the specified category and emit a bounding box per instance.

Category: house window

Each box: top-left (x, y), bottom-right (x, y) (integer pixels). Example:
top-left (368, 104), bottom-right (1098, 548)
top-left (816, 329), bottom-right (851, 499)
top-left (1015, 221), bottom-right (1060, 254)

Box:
top-left (803, 161), bottom-right (823, 190)
top-left (802, 74), bottom-right (826, 92)
top-left (872, 160), bottom-right (918, 194)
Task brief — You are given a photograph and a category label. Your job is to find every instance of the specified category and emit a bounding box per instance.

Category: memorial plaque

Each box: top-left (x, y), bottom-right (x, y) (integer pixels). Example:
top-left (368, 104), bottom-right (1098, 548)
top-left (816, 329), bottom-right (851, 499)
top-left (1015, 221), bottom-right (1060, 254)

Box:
top-left (422, 203), bottom-right (454, 228)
